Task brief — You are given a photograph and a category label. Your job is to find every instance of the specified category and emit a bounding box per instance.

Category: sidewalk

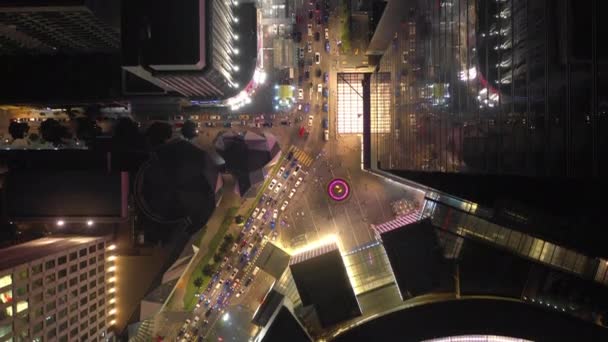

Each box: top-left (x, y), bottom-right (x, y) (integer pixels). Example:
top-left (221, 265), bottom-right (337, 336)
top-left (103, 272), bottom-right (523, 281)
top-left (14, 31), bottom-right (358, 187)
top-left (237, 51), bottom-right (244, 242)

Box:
top-left (162, 174), bottom-right (263, 312)
top-left (165, 176), bottom-right (240, 310)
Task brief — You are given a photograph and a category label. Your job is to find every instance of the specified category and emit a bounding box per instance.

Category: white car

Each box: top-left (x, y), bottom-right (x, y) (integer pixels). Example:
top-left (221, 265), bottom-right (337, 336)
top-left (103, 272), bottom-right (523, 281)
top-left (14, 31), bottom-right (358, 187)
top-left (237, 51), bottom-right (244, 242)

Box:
top-left (274, 183), bottom-right (282, 194)
top-left (252, 207), bottom-right (260, 218)
top-left (307, 41), bottom-right (312, 53)
top-left (308, 115), bottom-right (314, 127)
top-left (295, 177), bottom-right (303, 188)
top-left (315, 52), bottom-right (320, 64)
top-left (298, 89), bottom-right (304, 100)
top-left (288, 189), bottom-right (296, 199)
top-left (280, 201), bottom-right (289, 211)
top-left (317, 83), bottom-right (323, 93)
top-left (210, 115), bottom-right (221, 120)
top-left (272, 209), bottom-right (278, 219)
top-left (231, 243), bottom-right (238, 252)
top-left (277, 166), bottom-right (285, 176)
top-left (250, 225), bottom-right (258, 235)
top-left (307, 24), bottom-right (313, 36)
top-left (257, 209), bottom-right (266, 220)
top-left (293, 165), bottom-right (301, 176)
top-left (324, 129), bottom-right (329, 141)
top-left (324, 28), bottom-right (329, 40)
top-left (268, 179), bottom-right (277, 190)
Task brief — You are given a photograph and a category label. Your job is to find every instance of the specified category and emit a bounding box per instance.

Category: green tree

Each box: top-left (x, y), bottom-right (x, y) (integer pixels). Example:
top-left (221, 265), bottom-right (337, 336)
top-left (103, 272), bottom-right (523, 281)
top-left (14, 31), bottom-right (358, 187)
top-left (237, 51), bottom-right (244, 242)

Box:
top-left (213, 253), bottom-right (222, 263)
top-left (223, 234), bottom-right (234, 243)
top-left (181, 120), bottom-right (198, 140)
top-left (8, 121), bottom-right (29, 140)
top-left (193, 277), bottom-right (203, 288)
top-left (39, 118), bottom-right (69, 146)
top-left (202, 264), bottom-right (214, 276)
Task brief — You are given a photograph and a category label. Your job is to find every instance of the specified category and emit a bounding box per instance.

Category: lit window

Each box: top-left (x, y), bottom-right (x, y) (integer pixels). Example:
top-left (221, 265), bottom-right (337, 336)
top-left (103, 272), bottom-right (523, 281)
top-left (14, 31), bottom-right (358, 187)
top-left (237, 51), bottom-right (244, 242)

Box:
top-left (0, 290), bottom-right (12, 304)
top-left (16, 300), bottom-right (28, 313)
top-left (0, 275), bottom-right (12, 289)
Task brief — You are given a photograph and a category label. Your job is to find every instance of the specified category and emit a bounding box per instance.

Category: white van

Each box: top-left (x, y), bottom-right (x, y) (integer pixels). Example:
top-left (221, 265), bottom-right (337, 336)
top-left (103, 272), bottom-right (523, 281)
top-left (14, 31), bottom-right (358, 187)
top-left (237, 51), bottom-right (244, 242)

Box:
top-left (252, 266), bottom-right (260, 276)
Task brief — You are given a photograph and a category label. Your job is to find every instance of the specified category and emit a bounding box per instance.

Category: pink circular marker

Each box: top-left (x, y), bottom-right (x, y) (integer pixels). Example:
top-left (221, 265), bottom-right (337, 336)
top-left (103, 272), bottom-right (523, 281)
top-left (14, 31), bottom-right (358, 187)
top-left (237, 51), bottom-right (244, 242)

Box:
top-left (328, 178), bottom-right (350, 201)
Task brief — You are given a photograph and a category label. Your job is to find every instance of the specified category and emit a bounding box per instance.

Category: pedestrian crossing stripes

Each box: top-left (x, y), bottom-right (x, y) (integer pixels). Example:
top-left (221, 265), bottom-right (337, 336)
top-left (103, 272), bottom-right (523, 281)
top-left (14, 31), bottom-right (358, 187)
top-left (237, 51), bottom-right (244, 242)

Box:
top-left (288, 146), bottom-right (314, 167)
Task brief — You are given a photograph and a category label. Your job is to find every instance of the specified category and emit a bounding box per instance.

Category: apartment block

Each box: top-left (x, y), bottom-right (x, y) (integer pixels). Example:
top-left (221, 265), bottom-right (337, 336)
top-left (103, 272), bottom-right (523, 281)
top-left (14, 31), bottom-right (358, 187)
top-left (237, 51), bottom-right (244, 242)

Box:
top-left (0, 235), bottom-right (117, 342)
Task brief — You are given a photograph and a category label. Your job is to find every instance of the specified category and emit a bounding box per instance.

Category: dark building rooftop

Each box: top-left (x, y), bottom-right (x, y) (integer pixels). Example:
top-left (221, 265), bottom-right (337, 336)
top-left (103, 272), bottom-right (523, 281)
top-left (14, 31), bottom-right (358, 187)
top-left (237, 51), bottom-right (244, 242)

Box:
top-left (289, 243), bottom-right (361, 328)
top-left (252, 289), bottom-right (284, 327)
top-left (259, 306), bottom-right (311, 342)
top-left (378, 219), bottom-right (453, 298)
top-left (215, 131), bottom-right (281, 196)
top-left (134, 140), bottom-right (221, 229)
top-left (4, 170), bottom-right (126, 221)
top-left (331, 298), bottom-right (608, 342)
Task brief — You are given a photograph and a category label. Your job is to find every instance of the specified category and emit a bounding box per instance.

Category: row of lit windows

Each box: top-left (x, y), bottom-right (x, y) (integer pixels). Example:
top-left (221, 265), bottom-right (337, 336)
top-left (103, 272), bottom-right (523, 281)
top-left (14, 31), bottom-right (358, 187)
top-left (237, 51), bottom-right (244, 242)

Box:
top-left (425, 199), bottom-right (607, 286)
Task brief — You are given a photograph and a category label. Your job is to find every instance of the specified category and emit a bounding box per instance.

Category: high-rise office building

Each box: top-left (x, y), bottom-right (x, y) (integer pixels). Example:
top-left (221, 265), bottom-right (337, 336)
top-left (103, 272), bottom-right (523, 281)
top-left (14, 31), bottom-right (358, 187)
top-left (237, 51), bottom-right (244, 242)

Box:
top-left (0, 0), bottom-right (120, 55)
top-left (122, 0), bottom-right (240, 99)
top-left (0, 235), bottom-right (117, 342)
top-left (361, 0), bottom-right (608, 260)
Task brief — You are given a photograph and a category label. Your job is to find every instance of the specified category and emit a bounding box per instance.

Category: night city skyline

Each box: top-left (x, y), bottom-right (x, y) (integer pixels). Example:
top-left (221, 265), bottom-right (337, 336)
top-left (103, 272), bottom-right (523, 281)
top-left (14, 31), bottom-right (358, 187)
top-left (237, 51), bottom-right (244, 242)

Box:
top-left (0, 1), bottom-right (607, 342)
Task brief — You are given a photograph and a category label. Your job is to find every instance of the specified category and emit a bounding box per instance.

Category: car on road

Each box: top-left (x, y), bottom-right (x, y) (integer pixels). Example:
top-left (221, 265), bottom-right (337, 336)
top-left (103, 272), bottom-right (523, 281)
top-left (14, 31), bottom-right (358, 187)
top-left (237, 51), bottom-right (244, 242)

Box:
top-left (323, 88), bottom-right (329, 97)
top-left (210, 115), bottom-right (221, 120)
top-left (174, 115), bottom-right (184, 121)
top-left (257, 208), bottom-right (266, 220)
top-left (269, 179), bottom-right (277, 190)
top-left (322, 117), bottom-right (328, 129)
top-left (317, 83), bottom-right (323, 93)
top-left (323, 102), bottom-right (328, 112)
top-left (277, 166), bottom-right (285, 177)
top-left (298, 88), bottom-right (304, 100)
top-left (295, 177), bottom-right (303, 188)
top-left (315, 52), bottom-right (321, 64)
top-left (323, 72), bottom-right (329, 83)
top-left (304, 70), bottom-right (310, 79)
top-left (316, 68), bottom-right (322, 78)
top-left (304, 103), bottom-right (310, 113)
top-left (314, 31), bottom-right (320, 41)
top-left (307, 24), bottom-right (313, 36)
top-left (325, 28), bottom-right (329, 39)
top-left (223, 122), bottom-right (232, 128)
top-left (205, 122), bottom-right (215, 127)
top-left (289, 188), bottom-right (296, 198)
top-left (308, 115), bottom-right (314, 127)
top-left (324, 129), bottom-right (329, 141)
top-left (299, 47), bottom-right (305, 59)
top-left (307, 41), bottom-right (312, 53)
top-left (252, 207), bottom-right (260, 218)
top-left (274, 183), bottom-right (282, 193)
top-left (272, 209), bottom-right (278, 219)
top-left (308, 10), bottom-right (313, 20)
top-left (281, 201), bottom-right (289, 211)
top-left (325, 40), bottom-right (330, 53)
top-left (293, 165), bottom-right (301, 176)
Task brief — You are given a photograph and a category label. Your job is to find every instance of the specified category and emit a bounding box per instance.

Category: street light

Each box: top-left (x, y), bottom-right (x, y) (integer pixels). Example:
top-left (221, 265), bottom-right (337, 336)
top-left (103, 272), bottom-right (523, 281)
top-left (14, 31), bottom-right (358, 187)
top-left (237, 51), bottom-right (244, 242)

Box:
top-left (56, 220), bottom-right (64, 227)
top-left (86, 220), bottom-right (94, 226)
top-left (222, 313), bottom-right (230, 322)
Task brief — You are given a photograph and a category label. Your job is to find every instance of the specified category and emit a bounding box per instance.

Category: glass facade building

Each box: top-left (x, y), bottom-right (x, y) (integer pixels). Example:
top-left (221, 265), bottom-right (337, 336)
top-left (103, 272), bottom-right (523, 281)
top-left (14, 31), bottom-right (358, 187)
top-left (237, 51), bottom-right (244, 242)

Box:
top-left (369, 0), bottom-right (608, 177)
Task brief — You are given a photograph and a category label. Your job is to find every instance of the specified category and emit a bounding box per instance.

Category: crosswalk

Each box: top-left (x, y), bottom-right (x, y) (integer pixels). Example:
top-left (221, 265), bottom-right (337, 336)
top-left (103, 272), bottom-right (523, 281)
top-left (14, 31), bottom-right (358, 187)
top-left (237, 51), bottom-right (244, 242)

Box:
top-left (288, 146), bottom-right (314, 167)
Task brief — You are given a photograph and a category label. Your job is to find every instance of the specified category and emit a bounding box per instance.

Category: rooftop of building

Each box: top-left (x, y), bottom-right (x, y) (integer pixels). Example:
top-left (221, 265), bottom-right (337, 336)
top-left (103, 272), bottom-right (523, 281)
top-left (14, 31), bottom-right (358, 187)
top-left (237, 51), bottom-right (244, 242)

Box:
top-left (331, 298), bottom-right (608, 342)
top-left (122, 0), bottom-right (204, 69)
top-left (259, 306), bottom-right (311, 342)
top-left (289, 243), bottom-right (361, 328)
top-left (0, 235), bottom-right (104, 271)
top-left (4, 170), bottom-right (125, 220)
